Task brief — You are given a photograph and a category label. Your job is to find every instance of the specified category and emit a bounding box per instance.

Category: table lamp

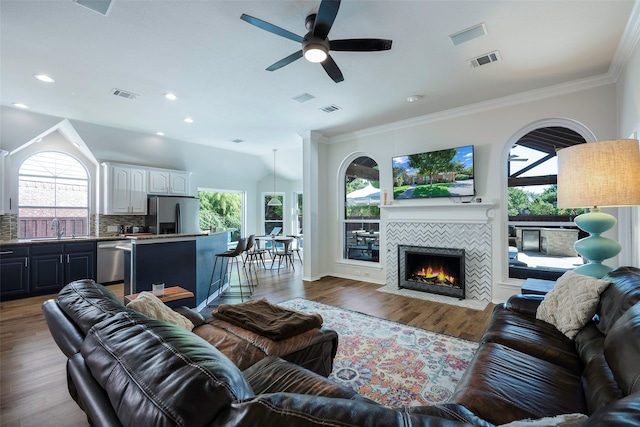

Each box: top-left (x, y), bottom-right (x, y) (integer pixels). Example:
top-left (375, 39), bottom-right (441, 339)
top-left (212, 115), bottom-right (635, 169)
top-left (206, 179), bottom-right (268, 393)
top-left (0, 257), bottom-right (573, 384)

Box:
top-left (557, 139), bottom-right (640, 278)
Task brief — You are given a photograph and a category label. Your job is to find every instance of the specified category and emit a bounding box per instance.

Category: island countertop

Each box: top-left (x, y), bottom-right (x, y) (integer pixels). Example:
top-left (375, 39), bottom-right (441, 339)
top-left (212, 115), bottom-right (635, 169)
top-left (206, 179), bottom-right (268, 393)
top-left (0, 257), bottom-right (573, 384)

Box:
top-left (127, 231), bottom-right (228, 244)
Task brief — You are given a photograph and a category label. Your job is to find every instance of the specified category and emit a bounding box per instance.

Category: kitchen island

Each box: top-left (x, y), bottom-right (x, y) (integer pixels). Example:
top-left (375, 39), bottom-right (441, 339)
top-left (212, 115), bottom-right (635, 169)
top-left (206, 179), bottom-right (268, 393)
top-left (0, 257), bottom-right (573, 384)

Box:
top-left (119, 231), bottom-right (229, 309)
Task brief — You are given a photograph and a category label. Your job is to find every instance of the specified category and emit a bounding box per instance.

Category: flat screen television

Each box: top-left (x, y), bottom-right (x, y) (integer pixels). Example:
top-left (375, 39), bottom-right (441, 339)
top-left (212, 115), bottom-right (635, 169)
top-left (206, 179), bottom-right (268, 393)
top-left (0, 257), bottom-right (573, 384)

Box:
top-left (392, 145), bottom-right (474, 200)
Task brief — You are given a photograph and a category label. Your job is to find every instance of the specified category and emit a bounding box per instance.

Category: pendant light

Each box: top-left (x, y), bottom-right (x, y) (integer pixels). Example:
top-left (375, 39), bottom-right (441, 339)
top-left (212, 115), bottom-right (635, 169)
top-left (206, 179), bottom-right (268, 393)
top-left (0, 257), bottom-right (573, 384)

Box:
top-left (268, 148), bottom-right (282, 206)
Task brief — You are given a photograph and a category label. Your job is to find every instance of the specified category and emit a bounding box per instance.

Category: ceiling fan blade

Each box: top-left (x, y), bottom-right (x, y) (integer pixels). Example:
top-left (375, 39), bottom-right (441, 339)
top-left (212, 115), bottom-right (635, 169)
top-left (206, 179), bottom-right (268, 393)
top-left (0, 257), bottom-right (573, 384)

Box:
top-left (266, 50), bottom-right (303, 71)
top-left (240, 14), bottom-right (304, 43)
top-left (321, 55), bottom-right (344, 83)
top-left (330, 38), bottom-right (393, 52)
top-left (313, 0), bottom-right (341, 40)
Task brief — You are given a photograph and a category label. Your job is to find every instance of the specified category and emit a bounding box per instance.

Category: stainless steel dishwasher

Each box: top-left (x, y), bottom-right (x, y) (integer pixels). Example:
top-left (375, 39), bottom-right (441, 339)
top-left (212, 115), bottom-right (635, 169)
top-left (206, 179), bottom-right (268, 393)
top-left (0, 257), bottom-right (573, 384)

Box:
top-left (97, 240), bottom-right (129, 283)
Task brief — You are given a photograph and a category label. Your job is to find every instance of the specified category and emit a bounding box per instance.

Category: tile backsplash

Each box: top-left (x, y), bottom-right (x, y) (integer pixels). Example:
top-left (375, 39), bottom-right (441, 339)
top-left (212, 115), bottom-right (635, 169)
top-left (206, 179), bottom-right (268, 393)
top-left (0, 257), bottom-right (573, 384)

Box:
top-left (0, 213), bottom-right (146, 241)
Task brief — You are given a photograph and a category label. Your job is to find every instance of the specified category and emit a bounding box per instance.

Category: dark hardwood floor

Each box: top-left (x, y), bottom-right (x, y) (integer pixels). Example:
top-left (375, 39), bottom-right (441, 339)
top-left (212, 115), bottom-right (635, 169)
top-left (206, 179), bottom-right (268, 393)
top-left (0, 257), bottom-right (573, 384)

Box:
top-left (0, 262), bottom-right (494, 426)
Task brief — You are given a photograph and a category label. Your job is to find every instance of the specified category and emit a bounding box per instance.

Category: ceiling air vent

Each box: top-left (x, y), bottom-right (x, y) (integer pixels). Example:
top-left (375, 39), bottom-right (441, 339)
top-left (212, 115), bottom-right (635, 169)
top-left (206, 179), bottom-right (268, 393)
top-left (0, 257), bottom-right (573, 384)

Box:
top-left (320, 104), bottom-right (341, 113)
top-left (110, 88), bottom-right (138, 100)
top-left (468, 51), bottom-right (501, 68)
top-left (449, 23), bottom-right (487, 46)
top-left (292, 93), bottom-right (316, 103)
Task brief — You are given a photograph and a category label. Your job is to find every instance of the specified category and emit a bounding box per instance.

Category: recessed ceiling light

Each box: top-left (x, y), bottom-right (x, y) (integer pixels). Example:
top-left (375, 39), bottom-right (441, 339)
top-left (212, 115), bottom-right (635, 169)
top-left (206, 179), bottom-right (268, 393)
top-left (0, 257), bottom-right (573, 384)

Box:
top-left (163, 93), bottom-right (177, 101)
top-left (406, 95), bottom-right (423, 103)
top-left (183, 117), bottom-right (194, 123)
top-left (34, 74), bottom-right (55, 83)
top-left (156, 131), bottom-right (165, 136)
top-left (12, 102), bottom-right (29, 109)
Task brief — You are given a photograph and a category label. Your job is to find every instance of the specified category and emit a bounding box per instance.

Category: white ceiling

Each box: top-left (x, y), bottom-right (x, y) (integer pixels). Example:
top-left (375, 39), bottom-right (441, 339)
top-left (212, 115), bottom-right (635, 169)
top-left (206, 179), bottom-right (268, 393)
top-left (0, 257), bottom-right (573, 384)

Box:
top-left (1, 0), bottom-right (637, 178)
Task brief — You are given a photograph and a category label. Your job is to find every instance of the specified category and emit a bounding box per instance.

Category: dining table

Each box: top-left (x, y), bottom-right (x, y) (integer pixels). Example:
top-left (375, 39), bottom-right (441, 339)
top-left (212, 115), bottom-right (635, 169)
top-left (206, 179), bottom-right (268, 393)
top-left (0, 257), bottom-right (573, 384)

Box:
top-left (254, 235), bottom-right (295, 269)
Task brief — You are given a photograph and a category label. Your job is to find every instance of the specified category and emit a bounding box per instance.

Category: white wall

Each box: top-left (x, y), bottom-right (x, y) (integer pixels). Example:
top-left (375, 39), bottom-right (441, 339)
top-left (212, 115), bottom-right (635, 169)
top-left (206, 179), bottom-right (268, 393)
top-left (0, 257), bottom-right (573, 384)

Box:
top-left (1, 107), bottom-right (271, 236)
top-left (616, 34), bottom-right (640, 266)
top-left (321, 83), bottom-right (619, 302)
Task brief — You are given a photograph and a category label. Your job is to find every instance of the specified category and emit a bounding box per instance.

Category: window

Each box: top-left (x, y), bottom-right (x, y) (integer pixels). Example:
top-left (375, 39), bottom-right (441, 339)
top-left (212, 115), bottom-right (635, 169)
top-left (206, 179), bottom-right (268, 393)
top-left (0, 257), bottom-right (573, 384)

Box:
top-left (18, 151), bottom-right (89, 238)
top-left (343, 156), bottom-right (380, 263)
top-left (294, 192), bottom-right (303, 234)
top-left (198, 190), bottom-right (244, 243)
top-left (263, 193), bottom-right (284, 235)
top-left (507, 126), bottom-right (587, 279)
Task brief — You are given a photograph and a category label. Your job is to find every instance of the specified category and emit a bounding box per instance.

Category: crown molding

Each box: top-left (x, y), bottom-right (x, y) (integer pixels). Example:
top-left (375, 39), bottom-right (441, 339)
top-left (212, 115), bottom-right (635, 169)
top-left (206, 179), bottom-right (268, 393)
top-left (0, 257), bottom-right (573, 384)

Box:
top-left (330, 73), bottom-right (615, 144)
top-left (609, 0), bottom-right (640, 81)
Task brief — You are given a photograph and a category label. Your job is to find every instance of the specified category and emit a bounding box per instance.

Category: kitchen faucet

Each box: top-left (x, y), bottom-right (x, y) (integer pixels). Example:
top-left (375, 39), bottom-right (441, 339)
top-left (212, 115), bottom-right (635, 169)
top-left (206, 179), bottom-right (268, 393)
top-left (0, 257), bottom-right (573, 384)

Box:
top-left (51, 218), bottom-right (65, 239)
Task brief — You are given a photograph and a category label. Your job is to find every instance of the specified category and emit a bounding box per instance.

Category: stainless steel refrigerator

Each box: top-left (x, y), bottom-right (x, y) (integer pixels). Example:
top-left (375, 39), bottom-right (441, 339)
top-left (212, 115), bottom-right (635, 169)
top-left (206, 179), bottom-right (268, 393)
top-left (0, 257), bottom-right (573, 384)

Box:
top-left (145, 196), bottom-right (200, 234)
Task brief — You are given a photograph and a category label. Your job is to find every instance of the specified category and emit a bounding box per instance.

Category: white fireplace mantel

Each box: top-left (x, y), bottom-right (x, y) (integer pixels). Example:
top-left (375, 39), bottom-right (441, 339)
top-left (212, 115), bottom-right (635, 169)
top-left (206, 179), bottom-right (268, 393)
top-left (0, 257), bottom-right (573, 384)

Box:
top-left (381, 202), bottom-right (494, 224)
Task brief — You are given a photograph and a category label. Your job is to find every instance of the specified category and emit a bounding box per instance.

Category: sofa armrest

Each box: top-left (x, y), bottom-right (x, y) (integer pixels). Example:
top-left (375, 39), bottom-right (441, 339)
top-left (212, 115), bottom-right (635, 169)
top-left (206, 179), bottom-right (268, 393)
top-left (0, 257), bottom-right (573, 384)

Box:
top-left (173, 306), bottom-right (206, 327)
top-left (212, 393), bottom-right (482, 427)
top-left (583, 391), bottom-right (640, 427)
top-left (67, 353), bottom-right (122, 427)
top-left (408, 404), bottom-right (494, 426)
top-left (505, 294), bottom-right (545, 317)
top-left (42, 299), bottom-right (84, 357)
top-left (243, 356), bottom-right (374, 403)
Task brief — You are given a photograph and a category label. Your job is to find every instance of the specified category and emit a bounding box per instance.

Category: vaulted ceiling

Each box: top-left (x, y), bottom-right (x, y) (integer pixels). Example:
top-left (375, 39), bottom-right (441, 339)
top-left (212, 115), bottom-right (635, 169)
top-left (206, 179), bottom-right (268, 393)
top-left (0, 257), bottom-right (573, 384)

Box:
top-left (1, 0), bottom-right (637, 171)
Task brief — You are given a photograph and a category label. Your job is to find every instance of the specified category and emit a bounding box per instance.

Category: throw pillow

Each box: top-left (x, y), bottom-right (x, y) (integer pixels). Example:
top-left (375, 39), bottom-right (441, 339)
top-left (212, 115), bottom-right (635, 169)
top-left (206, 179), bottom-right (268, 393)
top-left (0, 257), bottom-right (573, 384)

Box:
top-left (536, 271), bottom-right (610, 339)
top-left (127, 292), bottom-right (195, 331)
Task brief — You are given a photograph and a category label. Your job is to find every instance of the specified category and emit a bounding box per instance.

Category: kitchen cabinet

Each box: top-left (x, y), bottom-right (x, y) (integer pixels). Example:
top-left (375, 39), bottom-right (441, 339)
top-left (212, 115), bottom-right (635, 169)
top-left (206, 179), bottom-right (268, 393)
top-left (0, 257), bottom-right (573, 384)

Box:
top-left (30, 241), bottom-right (96, 295)
top-left (103, 163), bottom-right (148, 214)
top-left (0, 246), bottom-right (30, 299)
top-left (0, 150), bottom-right (7, 215)
top-left (148, 169), bottom-right (190, 196)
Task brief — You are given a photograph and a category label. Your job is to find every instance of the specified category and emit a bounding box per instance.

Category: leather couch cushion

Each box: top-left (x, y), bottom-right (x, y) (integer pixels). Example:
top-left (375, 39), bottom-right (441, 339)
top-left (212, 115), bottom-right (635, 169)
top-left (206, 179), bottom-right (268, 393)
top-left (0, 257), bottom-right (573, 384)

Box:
top-left (448, 342), bottom-right (587, 425)
top-left (243, 356), bottom-right (374, 403)
top-left (82, 311), bottom-right (254, 426)
top-left (58, 279), bottom-right (129, 334)
top-left (536, 271), bottom-right (610, 339)
top-left (596, 267), bottom-right (640, 335)
top-left (604, 302), bottom-right (640, 395)
top-left (481, 306), bottom-right (581, 373)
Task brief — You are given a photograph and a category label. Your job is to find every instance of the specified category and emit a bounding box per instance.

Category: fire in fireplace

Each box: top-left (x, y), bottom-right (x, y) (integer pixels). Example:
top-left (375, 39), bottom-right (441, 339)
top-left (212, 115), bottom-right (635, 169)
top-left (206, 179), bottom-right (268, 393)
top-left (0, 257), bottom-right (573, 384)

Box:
top-left (398, 245), bottom-right (465, 299)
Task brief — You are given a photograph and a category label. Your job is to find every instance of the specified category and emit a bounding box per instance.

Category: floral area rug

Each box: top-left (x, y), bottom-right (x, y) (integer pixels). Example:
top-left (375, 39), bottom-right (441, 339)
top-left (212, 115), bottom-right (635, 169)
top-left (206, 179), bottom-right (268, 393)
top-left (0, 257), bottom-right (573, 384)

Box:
top-left (278, 298), bottom-right (479, 408)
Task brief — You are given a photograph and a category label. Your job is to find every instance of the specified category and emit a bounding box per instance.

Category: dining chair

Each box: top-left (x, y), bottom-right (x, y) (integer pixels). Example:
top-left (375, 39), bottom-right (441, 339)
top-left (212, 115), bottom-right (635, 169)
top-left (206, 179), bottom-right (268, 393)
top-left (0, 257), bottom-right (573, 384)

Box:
top-left (270, 237), bottom-right (294, 271)
top-left (287, 235), bottom-right (303, 264)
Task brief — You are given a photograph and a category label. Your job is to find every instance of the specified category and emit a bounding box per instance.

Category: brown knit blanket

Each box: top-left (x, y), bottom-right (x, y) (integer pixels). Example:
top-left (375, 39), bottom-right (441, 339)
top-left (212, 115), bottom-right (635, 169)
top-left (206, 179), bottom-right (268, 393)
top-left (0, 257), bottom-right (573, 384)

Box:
top-left (211, 298), bottom-right (323, 341)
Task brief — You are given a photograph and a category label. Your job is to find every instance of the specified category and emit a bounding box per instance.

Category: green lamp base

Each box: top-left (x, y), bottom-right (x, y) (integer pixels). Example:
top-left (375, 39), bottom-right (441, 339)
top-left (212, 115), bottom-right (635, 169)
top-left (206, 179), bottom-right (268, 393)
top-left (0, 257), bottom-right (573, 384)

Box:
top-left (573, 208), bottom-right (621, 279)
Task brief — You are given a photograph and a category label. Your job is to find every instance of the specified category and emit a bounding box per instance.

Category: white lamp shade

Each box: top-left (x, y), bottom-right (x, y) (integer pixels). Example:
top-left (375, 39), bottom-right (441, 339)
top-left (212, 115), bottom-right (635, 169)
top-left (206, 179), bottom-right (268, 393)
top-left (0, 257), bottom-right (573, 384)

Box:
top-left (557, 139), bottom-right (640, 208)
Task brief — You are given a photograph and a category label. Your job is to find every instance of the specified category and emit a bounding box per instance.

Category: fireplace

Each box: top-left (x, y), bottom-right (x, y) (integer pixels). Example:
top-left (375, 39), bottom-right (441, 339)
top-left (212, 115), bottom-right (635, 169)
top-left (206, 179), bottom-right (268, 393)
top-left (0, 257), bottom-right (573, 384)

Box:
top-left (397, 245), bottom-right (465, 299)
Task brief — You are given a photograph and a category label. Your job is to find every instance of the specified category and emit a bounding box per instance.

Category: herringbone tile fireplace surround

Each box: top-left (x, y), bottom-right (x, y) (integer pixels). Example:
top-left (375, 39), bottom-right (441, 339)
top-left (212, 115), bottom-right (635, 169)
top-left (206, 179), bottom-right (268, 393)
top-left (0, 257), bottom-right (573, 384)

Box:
top-left (383, 204), bottom-right (493, 302)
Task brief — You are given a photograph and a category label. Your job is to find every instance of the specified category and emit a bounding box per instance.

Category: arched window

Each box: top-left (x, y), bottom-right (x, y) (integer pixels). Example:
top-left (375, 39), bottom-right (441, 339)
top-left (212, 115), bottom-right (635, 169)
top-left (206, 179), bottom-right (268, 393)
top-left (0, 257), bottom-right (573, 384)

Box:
top-left (18, 151), bottom-right (89, 238)
top-left (343, 156), bottom-right (380, 263)
top-left (507, 126), bottom-right (587, 280)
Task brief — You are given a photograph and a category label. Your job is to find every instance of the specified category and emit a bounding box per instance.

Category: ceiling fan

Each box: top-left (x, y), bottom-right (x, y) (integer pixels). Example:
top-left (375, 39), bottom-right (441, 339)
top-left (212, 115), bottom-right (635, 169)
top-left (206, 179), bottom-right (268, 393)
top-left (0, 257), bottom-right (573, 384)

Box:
top-left (240, 0), bottom-right (392, 83)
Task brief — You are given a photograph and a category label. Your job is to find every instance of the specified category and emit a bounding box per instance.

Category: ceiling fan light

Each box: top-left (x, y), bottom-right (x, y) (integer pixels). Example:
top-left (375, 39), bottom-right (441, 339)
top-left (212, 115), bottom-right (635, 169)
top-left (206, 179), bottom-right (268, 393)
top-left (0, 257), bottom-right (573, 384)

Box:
top-left (304, 45), bottom-right (328, 63)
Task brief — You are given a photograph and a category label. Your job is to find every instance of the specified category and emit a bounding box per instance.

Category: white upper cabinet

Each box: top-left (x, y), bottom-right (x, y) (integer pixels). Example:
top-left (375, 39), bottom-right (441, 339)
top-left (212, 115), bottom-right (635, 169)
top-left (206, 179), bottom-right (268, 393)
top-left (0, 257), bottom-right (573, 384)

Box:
top-left (148, 169), bottom-right (190, 196)
top-left (103, 163), bottom-right (148, 215)
top-left (0, 150), bottom-right (7, 215)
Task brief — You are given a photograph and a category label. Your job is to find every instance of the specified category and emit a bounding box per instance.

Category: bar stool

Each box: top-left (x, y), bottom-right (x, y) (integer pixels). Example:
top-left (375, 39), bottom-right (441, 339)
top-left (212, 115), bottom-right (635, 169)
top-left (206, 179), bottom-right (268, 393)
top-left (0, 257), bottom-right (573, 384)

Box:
top-left (242, 234), bottom-right (264, 287)
top-left (207, 237), bottom-right (251, 303)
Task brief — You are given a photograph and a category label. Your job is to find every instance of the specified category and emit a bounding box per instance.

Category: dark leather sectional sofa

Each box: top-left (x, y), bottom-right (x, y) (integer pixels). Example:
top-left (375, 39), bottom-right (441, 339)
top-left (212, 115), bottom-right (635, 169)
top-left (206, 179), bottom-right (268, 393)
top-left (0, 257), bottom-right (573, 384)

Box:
top-left (42, 268), bottom-right (640, 426)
